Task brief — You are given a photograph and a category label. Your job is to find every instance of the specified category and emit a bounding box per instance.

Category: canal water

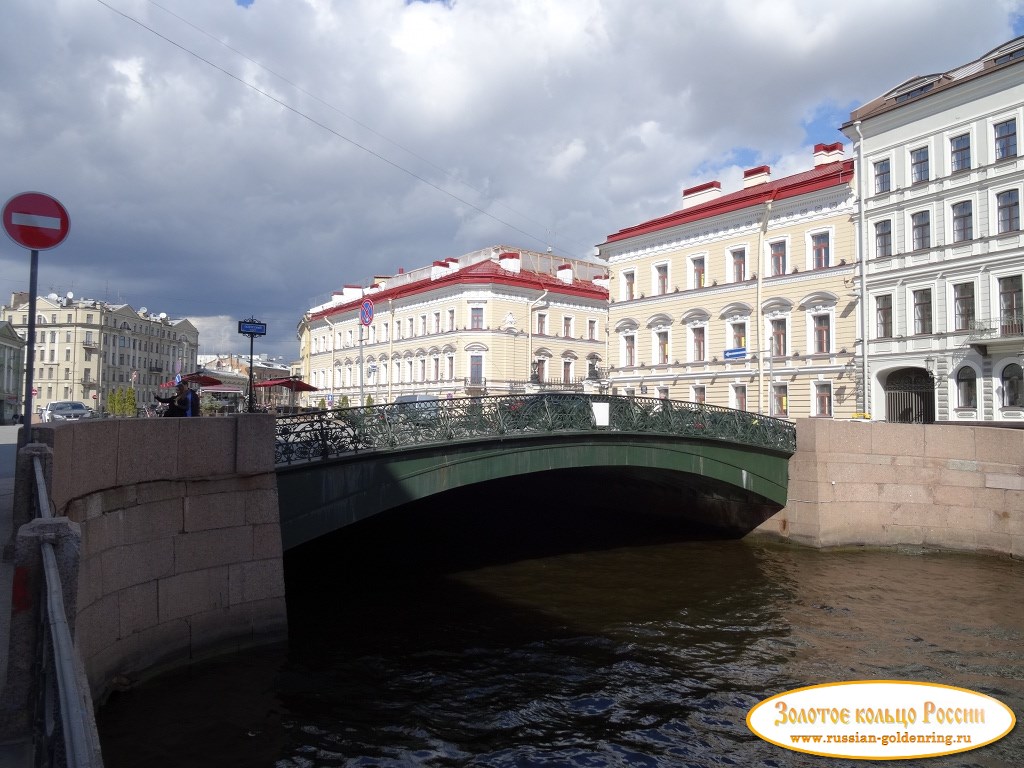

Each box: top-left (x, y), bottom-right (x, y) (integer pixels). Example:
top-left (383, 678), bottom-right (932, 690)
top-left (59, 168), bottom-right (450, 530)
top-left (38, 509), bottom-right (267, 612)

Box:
top-left (96, 498), bottom-right (1024, 768)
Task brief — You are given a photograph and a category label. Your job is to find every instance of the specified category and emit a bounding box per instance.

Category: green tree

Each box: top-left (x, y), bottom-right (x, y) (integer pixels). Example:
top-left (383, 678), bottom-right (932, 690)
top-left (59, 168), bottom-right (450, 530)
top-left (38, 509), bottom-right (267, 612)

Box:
top-left (317, 397), bottom-right (327, 410)
top-left (365, 394), bottom-right (374, 407)
top-left (340, 395), bottom-right (350, 409)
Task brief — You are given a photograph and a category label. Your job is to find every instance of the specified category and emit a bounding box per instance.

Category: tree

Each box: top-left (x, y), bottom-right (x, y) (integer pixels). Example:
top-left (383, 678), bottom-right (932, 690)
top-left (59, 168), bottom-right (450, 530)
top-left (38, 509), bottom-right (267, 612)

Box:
top-left (365, 394), bottom-right (374, 407)
top-left (339, 395), bottom-right (350, 409)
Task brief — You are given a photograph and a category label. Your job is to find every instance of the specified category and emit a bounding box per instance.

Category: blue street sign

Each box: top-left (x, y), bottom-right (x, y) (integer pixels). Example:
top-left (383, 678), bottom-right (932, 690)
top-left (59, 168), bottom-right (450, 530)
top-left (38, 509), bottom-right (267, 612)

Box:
top-left (723, 347), bottom-right (747, 360)
top-left (360, 299), bottom-right (374, 326)
top-left (238, 320), bottom-right (267, 336)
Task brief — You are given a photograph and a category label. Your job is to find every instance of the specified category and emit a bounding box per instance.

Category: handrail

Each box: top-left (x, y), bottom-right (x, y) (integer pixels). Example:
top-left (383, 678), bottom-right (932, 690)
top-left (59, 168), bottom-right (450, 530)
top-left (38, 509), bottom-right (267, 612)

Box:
top-left (30, 453), bottom-right (104, 767)
top-left (273, 394), bottom-right (797, 466)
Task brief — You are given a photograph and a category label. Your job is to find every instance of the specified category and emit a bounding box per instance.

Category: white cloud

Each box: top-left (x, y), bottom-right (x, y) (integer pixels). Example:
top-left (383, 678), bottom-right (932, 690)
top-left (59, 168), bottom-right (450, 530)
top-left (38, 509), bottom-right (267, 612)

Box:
top-left (1, 0), bottom-right (1021, 360)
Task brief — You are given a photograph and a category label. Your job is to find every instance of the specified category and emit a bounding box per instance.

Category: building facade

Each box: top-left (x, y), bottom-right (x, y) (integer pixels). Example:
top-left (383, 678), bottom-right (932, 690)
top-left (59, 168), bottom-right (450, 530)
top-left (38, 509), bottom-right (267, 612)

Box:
top-left (0, 321), bottom-right (26, 423)
top-left (842, 36), bottom-right (1024, 423)
top-left (2, 293), bottom-right (199, 416)
top-left (297, 247), bottom-right (609, 406)
top-left (597, 144), bottom-right (860, 420)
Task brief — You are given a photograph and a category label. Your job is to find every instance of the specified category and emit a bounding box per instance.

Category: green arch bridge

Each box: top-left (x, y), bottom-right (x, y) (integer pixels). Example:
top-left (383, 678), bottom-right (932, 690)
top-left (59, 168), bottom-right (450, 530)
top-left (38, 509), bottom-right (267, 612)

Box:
top-left (274, 394), bottom-right (796, 550)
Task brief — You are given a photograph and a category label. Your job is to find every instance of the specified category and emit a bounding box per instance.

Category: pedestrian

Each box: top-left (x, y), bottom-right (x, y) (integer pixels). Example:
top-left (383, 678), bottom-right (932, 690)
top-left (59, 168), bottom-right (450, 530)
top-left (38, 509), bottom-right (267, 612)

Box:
top-left (156, 380), bottom-right (201, 417)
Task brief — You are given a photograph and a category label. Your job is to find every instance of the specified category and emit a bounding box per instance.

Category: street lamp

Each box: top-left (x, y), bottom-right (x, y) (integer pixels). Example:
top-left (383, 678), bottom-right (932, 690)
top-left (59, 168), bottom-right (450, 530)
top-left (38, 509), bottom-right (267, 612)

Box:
top-left (238, 317), bottom-right (267, 413)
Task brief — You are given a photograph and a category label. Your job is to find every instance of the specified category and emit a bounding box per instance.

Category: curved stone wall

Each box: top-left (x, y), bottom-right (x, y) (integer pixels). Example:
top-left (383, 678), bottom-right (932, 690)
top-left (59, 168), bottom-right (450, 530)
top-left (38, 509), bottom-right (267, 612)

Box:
top-left (34, 414), bottom-right (287, 702)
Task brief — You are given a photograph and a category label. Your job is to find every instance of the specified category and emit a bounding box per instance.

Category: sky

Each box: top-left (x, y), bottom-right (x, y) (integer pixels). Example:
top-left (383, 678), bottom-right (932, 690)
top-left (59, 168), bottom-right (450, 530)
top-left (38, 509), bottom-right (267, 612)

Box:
top-left (2, 0), bottom-right (1023, 362)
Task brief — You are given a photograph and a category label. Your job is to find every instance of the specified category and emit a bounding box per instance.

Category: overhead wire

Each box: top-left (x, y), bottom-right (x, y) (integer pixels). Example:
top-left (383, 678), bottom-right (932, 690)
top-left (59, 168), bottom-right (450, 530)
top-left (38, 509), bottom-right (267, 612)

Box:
top-left (94, 0), bottom-right (593, 260)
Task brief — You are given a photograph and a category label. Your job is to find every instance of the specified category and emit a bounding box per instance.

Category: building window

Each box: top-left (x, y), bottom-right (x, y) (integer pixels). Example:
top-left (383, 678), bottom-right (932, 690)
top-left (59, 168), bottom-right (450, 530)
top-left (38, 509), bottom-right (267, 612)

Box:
top-left (562, 317), bottom-right (572, 338)
top-left (995, 119), bottom-right (1017, 160)
top-left (912, 211), bottom-right (931, 250)
top-left (913, 289), bottom-right (933, 335)
top-left (733, 384), bottom-right (747, 411)
top-left (622, 270), bottom-right (635, 300)
top-left (770, 318), bottom-right (786, 357)
top-left (536, 313), bottom-right (546, 335)
top-left (535, 358), bottom-right (546, 383)
top-left (953, 283), bottom-right (975, 331)
top-left (447, 309), bottom-right (455, 331)
top-left (433, 312), bottom-right (441, 333)
top-left (997, 189), bottom-right (1020, 233)
top-left (911, 146), bottom-right (929, 183)
top-left (624, 335), bottom-right (635, 367)
top-left (811, 233), bottom-right (830, 269)
top-left (1003, 363), bottom-right (1024, 407)
top-left (815, 382), bottom-right (833, 417)
top-left (692, 257), bottom-right (705, 289)
top-left (419, 314), bottom-right (427, 335)
top-left (772, 384), bottom-right (788, 417)
top-left (731, 249), bottom-right (746, 282)
top-left (656, 264), bottom-right (669, 295)
top-left (1000, 275), bottom-right (1023, 335)
top-left (655, 330), bottom-right (669, 364)
top-left (950, 133), bottom-right (971, 172)
top-left (470, 355), bottom-right (483, 385)
top-left (770, 241), bottom-right (786, 276)
top-left (563, 360), bottom-right (572, 384)
top-left (813, 315), bottom-right (831, 354)
top-left (692, 327), bottom-right (705, 362)
top-left (875, 220), bottom-right (892, 258)
top-left (692, 385), bottom-right (706, 404)
top-left (952, 201), bottom-right (973, 242)
top-left (731, 321), bottom-right (746, 350)
top-left (956, 367), bottom-right (977, 409)
top-left (874, 159), bottom-right (891, 194)
top-left (588, 319), bottom-right (597, 340)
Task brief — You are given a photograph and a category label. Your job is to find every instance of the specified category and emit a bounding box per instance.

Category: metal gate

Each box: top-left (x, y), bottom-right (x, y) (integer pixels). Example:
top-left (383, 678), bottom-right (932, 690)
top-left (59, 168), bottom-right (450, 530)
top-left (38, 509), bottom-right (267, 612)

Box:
top-left (884, 368), bottom-right (935, 424)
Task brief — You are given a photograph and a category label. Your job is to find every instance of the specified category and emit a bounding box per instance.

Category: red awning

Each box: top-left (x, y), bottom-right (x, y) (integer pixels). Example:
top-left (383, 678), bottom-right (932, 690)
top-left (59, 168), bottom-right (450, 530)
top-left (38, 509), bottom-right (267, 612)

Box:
top-left (254, 377), bottom-right (319, 392)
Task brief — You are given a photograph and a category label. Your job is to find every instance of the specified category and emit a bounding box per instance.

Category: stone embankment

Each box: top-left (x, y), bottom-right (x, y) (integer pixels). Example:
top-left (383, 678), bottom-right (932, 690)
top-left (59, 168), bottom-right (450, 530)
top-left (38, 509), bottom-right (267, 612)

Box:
top-left (754, 419), bottom-right (1023, 558)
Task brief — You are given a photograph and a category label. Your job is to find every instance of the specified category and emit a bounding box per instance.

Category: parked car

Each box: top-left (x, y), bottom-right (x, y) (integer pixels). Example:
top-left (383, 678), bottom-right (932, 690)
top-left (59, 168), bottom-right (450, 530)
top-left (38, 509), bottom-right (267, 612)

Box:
top-left (386, 394), bottom-right (440, 424)
top-left (41, 401), bottom-right (94, 422)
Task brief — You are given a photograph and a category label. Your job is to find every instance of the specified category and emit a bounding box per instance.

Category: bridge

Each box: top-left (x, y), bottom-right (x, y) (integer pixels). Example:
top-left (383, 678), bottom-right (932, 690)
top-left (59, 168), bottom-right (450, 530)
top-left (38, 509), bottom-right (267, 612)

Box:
top-left (273, 394), bottom-right (797, 550)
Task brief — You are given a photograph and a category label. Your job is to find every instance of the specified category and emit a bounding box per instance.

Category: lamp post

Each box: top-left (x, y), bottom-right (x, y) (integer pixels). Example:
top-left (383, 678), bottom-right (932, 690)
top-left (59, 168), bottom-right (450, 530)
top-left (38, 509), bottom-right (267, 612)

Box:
top-left (238, 317), bottom-right (267, 413)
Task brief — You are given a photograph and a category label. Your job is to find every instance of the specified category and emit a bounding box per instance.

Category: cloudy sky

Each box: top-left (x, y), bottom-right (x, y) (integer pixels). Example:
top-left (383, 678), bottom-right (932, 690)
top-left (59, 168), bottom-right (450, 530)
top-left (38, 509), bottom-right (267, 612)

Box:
top-left (2, 0), bottom-right (1022, 361)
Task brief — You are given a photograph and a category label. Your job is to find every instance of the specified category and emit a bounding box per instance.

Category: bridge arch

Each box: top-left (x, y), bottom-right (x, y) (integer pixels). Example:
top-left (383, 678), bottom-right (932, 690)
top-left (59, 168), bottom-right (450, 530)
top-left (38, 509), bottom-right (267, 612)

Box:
top-left (277, 433), bottom-right (790, 550)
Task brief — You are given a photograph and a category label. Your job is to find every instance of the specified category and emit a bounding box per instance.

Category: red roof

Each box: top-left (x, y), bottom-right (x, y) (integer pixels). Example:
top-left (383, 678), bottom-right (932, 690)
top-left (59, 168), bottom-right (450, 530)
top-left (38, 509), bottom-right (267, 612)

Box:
top-left (310, 259), bottom-right (608, 323)
top-left (603, 159), bottom-right (855, 244)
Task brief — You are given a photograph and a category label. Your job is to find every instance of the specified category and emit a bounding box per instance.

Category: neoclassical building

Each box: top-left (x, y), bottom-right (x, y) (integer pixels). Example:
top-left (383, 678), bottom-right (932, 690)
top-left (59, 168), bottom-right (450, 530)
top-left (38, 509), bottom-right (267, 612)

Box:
top-left (297, 246), bottom-right (609, 405)
top-left (597, 144), bottom-right (860, 420)
top-left (842, 36), bottom-right (1024, 423)
top-left (1, 292), bottom-right (199, 415)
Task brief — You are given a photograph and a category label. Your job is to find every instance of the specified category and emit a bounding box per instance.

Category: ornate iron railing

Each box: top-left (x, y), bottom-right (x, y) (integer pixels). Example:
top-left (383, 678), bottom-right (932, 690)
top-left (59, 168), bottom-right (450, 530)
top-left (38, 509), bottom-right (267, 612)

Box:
top-left (274, 394), bottom-right (796, 465)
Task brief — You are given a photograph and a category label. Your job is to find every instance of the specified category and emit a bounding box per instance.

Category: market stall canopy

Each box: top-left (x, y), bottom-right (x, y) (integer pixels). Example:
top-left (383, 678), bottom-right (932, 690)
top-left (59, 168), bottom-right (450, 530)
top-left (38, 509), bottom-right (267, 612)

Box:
top-left (160, 372), bottom-right (223, 388)
top-left (254, 377), bottom-right (319, 392)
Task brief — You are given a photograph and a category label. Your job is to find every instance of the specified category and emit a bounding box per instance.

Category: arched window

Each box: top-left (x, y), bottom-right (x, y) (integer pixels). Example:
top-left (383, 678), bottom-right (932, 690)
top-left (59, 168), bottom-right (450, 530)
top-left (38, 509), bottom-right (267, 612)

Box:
top-left (956, 367), bottom-right (977, 408)
top-left (1002, 363), bottom-right (1023, 407)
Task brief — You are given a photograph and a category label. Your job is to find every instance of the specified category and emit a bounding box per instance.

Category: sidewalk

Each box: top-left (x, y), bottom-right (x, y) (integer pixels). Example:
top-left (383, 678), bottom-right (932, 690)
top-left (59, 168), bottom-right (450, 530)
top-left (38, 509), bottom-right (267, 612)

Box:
top-left (0, 425), bottom-right (33, 765)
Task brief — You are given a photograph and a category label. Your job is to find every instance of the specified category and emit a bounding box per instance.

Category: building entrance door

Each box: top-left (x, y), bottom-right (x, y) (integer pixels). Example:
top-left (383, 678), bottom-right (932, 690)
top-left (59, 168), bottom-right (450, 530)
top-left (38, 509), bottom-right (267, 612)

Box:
top-left (884, 367), bottom-right (935, 424)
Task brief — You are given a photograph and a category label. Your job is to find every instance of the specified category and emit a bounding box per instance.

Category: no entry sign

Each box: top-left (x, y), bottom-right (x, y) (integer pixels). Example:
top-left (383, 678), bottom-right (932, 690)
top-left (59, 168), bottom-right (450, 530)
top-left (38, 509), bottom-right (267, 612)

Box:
top-left (3, 192), bottom-right (70, 251)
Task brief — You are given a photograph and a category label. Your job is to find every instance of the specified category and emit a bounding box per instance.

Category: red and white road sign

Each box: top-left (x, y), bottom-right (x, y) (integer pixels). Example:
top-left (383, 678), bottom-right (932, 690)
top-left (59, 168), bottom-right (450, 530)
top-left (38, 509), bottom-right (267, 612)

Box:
top-left (31, 388), bottom-right (38, 396)
top-left (2, 192), bottom-right (70, 250)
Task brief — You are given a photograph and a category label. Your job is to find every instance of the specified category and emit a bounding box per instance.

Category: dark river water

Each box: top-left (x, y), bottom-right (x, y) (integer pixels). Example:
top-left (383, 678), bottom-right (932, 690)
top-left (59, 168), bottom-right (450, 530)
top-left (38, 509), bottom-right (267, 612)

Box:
top-left (96, 502), bottom-right (1024, 768)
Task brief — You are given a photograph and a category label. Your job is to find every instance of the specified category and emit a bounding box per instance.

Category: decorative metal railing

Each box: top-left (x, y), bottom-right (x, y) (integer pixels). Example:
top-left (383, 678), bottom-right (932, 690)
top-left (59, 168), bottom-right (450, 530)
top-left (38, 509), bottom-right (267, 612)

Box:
top-left (274, 394), bottom-right (796, 465)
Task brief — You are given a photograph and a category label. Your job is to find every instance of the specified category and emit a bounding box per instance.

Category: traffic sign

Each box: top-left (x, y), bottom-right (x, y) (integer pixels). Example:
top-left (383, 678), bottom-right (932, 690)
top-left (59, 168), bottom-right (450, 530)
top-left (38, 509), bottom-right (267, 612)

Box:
top-left (2, 192), bottom-right (70, 251)
top-left (31, 388), bottom-right (38, 396)
top-left (238, 320), bottom-right (267, 336)
top-left (723, 347), bottom-right (747, 360)
top-left (360, 298), bottom-right (374, 326)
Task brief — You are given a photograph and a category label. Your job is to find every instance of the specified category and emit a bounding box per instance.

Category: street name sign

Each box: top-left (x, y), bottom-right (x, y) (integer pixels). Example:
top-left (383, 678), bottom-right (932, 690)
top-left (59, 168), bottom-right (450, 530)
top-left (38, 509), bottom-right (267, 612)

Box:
top-left (723, 347), bottom-right (747, 360)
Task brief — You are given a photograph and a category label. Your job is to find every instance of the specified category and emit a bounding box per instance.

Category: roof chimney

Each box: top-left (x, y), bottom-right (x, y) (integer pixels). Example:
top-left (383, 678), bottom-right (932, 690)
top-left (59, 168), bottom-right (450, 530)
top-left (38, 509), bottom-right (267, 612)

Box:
top-left (743, 165), bottom-right (771, 188)
top-left (557, 264), bottom-right (574, 285)
top-left (430, 261), bottom-right (450, 280)
top-left (681, 181), bottom-right (722, 210)
top-left (813, 142), bottom-right (845, 166)
top-left (498, 251), bottom-right (522, 274)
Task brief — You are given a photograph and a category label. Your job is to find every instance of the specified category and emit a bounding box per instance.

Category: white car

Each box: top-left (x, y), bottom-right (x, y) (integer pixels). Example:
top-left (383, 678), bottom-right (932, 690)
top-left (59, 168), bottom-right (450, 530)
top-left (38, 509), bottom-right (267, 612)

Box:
top-left (41, 401), bottom-right (93, 422)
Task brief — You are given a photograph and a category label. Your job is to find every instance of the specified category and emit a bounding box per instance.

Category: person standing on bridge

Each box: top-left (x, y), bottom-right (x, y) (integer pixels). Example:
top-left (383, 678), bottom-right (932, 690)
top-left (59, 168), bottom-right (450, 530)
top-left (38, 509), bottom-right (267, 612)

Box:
top-left (157, 379), bottom-right (201, 417)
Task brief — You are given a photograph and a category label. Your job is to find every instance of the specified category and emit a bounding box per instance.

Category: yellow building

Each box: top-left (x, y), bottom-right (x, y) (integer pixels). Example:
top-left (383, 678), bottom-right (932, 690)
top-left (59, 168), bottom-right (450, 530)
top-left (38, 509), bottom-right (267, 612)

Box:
top-left (597, 144), bottom-right (861, 419)
top-left (297, 246), bottom-right (609, 406)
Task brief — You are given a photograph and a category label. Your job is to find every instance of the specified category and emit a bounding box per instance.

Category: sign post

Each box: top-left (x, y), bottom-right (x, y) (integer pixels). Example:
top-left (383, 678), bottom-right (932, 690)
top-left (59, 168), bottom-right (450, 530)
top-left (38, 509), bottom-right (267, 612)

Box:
top-left (359, 299), bottom-right (374, 407)
top-left (238, 318), bottom-right (267, 412)
top-left (3, 192), bottom-right (70, 444)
